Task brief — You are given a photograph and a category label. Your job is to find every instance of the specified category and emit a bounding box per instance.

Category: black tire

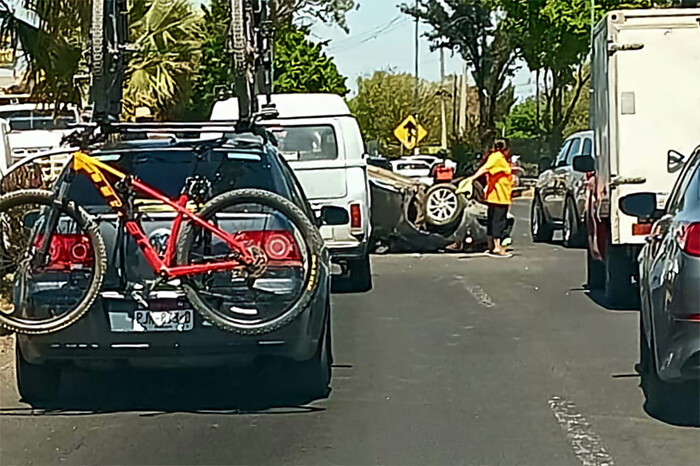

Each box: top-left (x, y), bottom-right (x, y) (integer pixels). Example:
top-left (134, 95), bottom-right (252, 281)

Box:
top-left (334, 255), bottom-right (372, 293)
top-left (562, 197), bottom-right (586, 248)
top-left (424, 184), bottom-right (465, 227)
top-left (292, 301), bottom-right (332, 398)
top-left (587, 247), bottom-right (605, 290)
top-left (90, 0), bottom-right (105, 80)
top-left (16, 343), bottom-right (62, 405)
top-left (231, 0), bottom-right (255, 121)
top-left (176, 189), bottom-right (324, 335)
top-left (0, 190), bottom-right (106, 335)
top-left (604, 235), bottom-right (636, 308)
top-left (530, 196), bottom-right (553, 242)
top-left (641, 324), bottom-right (698, 416)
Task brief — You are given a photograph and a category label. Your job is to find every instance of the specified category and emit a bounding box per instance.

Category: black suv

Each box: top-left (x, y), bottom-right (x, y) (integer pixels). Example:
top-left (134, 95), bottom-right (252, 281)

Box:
top-left (5, 135), bottom-right (335, 405)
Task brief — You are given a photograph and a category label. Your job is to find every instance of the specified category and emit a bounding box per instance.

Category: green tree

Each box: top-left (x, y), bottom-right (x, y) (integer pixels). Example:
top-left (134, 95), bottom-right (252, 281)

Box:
top-left (402, 0), bottom-right (518, 151)
top-left (271, 0), bottom-right (357, 30)
top-left (273, 24), bottom-right (348, 95)
top-left (186, 1), bottom-right (349, 119)
top-left (501, 0), bottom-right (672, 156)
top-left (0, 0), bottom-right (203, 119)
top-left (347, 70), bottom-right (450, 156)
top-left (124, 0), bottom-right (204, 120)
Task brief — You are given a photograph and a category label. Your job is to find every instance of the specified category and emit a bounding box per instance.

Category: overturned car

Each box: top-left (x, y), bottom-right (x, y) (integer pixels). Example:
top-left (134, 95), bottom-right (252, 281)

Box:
top-left (368, 165), bottom-right (514, 253)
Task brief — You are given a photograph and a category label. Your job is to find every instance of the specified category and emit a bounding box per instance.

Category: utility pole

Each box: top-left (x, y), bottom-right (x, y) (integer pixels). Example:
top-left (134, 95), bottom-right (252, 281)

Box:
top-left (413, 1), bottom-right (420, 154)
top-left (458, 62), bottom-right (468, 138)
top-left (439, 48), bottom-right (447, 150)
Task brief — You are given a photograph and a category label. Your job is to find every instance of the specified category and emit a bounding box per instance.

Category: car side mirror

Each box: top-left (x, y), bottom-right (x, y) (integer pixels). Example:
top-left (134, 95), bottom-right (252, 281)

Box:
top-left (319, 206), bottom-right (349, 226)
top-left (619, 193), bottom-right (658, 219)
top-left (573, 155), bottom-right (595, 173)
top-left (667, 149), bottom-right (686, 174)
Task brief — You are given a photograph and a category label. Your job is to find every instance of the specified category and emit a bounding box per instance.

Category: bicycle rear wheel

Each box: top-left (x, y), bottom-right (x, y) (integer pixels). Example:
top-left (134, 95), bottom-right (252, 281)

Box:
top-left (0, 190), bottom-right (106, 334)
top-left (176, 189), bottom-right (325, 335)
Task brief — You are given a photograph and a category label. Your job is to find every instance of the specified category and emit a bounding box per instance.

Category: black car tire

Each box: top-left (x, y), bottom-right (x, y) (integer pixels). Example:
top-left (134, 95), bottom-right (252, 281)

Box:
top-left (424, 184), bottom-right (465, 228)
top-left (587, 247), bottom-right (605, 290)
top-left (177, 189), bottom-right (325, 335)
top-left (16, 344), bottom-right (62, 405)
top-left (562, 197), bottom-right (586, 248)
top-left (530, 197), bottom-right (553, 242)
top-left (333, 255), bottom-right (372, 293)
top-left (291, 302), bottom-right (332, 398)
top-left (641, 323), bottom-right (699, 417)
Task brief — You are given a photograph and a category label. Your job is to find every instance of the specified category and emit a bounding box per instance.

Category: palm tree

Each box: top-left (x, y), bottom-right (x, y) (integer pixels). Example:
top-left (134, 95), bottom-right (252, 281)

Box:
top-left (124, 0), bottom-right (203, 120)
top-left (0, 0), bottom-right (203, 120)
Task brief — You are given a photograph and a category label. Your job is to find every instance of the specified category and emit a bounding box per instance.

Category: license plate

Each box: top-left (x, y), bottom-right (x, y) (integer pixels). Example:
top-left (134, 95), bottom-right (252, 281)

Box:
top-left (133, 310), bottom-right (194, 332)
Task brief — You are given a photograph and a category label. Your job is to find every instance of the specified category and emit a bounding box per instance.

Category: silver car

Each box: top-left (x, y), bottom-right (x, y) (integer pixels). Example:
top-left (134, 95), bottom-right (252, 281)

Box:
top-left (531, 130), bottom-right (593, 248)
top-left (620, 146), bottom-right (700, 415)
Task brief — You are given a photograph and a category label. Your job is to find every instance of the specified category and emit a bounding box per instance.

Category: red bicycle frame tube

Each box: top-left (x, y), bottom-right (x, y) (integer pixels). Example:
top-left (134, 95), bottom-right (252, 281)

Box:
top-left (71, 151), bottom-right (256, 278)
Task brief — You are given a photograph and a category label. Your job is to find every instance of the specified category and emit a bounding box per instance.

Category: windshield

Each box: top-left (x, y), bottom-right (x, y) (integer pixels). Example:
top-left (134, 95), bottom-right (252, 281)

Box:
top-left (64, 148), bottom-right (288, 211)
top-left (269, 125), bottom-right (338, 161)
top-left (0, 109), bottom-right (77, 131)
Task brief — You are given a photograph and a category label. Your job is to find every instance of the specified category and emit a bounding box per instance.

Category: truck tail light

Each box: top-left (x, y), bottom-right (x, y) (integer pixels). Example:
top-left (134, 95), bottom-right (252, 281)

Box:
top-left (350, 204), bottom-right (362, 233)
top-left (677, 223), bottom-right (700, 257)
top-left (632, 223), bottom-right (652, 236)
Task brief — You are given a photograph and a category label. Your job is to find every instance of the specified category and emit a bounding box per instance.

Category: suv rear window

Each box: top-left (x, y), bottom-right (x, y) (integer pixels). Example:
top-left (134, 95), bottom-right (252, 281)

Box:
top-left (269, 125), bottom-right (338, 161)
top-left (65, 148), bottom-right (290, 211)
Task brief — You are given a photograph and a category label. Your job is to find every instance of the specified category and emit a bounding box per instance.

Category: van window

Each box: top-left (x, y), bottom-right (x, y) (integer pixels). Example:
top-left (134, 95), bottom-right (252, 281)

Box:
top-left (0, 109), bottom-right (77, 131)
top-left (270, 125), bottom-right (338, 161)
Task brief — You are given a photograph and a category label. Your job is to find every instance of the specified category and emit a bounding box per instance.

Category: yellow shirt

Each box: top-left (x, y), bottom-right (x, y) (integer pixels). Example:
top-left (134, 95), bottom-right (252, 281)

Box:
top-left (483, 151), bottom-right (513, 205)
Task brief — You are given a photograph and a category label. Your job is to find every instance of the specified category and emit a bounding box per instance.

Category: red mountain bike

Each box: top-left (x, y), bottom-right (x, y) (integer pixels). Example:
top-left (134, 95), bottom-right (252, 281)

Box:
top-left (0, 148), bottom-right (323, 335)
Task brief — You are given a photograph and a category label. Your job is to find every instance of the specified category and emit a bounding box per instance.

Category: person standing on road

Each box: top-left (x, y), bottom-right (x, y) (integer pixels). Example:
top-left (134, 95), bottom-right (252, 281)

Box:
top-left (462, 140), bottom-right (514, 257)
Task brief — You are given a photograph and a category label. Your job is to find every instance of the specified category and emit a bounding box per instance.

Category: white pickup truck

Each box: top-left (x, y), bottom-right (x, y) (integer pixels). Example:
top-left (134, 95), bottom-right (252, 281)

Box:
top-left (582, 8), bottom-right (700, 306)
top-left (211, 94), bottom-right (373, 292)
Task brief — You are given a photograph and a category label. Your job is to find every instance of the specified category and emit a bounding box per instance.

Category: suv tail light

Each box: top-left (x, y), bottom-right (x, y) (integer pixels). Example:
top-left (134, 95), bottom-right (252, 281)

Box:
top-left (236, 230), bottom-right (302, 264)
top-left (35, 234), bottom-right (94, 270)
top-left (350, 203), bottom-right (362, 233)
top-left (677, 223), bottom-right (700, 257)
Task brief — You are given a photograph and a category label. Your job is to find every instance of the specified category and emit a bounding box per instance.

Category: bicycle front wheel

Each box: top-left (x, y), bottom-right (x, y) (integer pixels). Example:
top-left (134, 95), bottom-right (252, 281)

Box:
top-left (176, 189), bottom-right (325, 335)
top-left (231, 0), bottom-right (256, 121)
top-left (0, 190), bottom-right (107, 334)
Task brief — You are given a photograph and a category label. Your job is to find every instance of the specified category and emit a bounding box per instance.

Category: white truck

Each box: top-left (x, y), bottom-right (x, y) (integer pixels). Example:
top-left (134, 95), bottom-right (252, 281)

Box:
top-left (582, 8), bottom-right (700, 306)
top-left (211, 94), bottom-right (373, 292)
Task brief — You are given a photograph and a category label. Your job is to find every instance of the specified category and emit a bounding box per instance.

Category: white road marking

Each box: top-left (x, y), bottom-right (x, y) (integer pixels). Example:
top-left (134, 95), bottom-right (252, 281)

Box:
top-left (465, 285), bottom-right (495, 308)
top-left (549, 396), bottom-right (615, 466)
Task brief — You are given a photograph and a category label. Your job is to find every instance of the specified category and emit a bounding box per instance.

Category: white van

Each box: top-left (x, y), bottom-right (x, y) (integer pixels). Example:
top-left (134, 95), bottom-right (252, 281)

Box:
top-left (211, 94), bottom-right (373, 292)
top-left (0, 103), bottom-right (79, 164)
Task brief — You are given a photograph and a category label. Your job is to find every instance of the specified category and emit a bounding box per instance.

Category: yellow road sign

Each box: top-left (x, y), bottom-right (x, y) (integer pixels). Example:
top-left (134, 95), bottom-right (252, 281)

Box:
top-left (394, 115), bottom-right (428, 150)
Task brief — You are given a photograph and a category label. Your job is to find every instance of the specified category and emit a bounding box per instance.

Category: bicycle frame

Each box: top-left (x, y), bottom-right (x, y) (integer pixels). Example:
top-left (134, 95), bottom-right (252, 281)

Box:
top-left (68, 150), bottom-right (256, 278)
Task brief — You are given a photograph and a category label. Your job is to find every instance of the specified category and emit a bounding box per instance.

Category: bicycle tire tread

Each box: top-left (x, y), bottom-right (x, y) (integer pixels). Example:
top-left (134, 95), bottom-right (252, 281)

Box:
top-left (175, 189), bottom-right (325, 335)
top-left (0, 190), bottom-right (107, 335)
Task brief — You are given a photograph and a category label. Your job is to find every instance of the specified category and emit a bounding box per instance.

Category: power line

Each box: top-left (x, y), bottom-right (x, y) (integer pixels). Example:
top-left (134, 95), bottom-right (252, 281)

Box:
top-left (326, 16), bottom-right (407, 52)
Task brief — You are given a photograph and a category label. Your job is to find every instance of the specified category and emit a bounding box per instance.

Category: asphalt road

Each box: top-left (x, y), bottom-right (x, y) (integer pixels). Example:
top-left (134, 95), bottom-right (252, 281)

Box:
top-left (1, 199), bottom-right (698, 465)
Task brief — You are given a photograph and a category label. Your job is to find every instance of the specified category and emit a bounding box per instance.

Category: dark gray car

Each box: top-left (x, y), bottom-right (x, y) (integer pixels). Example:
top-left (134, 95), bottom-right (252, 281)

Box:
top-left (3, 138), bottom-right (335, 405)
top-left (620, 146), bottom-right (700, 414)
top-left (532, 130), bottom-right (593, 247)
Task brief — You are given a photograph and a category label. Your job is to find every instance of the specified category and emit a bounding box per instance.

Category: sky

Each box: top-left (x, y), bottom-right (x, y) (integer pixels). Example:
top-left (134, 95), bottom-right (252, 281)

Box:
top-left (189, 0), bottom-right (536, 100)
top-left (308, 1), bottom-right (535, 99)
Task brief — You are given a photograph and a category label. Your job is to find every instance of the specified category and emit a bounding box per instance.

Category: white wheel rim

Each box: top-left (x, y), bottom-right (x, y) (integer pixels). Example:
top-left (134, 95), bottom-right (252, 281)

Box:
top-left (532, 204), bottom-right (539, 235)
top-left (427, 188), bottom-right (458, 222)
